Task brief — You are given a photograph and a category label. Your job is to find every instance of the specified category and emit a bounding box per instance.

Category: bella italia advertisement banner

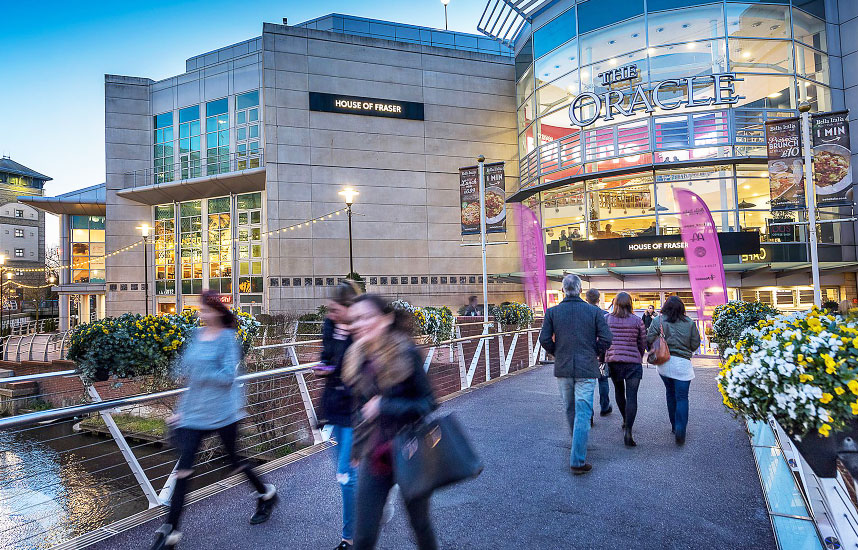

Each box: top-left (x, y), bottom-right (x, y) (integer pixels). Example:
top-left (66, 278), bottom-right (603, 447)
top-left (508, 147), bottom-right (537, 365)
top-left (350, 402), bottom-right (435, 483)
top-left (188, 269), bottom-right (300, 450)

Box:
top-left (811, 110), bottom-right (853, 207)
top-left (673, 188), bottom-right (728, 320)
top-left (765, 117), bottom-right (806, 210)
top-left (459, 162), bottom-right (507, 235)
top-left (514, 203), bottom-right (547, 314)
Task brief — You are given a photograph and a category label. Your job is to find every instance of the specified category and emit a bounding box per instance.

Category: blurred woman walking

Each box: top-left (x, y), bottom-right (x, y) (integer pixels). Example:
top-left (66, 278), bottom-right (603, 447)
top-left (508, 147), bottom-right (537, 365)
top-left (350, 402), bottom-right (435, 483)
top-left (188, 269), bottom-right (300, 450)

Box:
top-left (604, 292), bottom-right (647, 447)
top-left (647, 296), bottom-right (701, 445)
top-left (315, 281), bottom-right (361, 550)
top-left (342, 294), bottom-right (438, 550)
top-left (150, 291), bottom-right (277, 550)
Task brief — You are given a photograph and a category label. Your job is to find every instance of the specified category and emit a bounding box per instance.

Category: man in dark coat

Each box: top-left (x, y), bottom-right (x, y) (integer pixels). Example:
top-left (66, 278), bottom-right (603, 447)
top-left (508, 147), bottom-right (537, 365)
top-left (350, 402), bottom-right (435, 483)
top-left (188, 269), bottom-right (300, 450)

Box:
top-left (585, 288), bottom-right (612, 417)
top-left (539, 274), bottom-right (612, 474)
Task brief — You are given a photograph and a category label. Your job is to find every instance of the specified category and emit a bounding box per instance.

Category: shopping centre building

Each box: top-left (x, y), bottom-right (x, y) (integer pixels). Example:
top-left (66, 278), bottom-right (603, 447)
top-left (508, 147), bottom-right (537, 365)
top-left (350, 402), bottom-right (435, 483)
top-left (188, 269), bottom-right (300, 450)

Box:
top-left (488, 0), bottom-right (858, 313)
top-left (21, 1), bottom-right (858, 329)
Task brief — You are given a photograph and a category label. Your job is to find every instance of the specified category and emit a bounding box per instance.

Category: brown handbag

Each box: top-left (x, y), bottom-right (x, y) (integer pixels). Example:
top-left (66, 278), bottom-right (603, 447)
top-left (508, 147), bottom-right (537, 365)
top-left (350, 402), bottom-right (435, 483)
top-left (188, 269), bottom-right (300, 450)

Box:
top-left (649, 322), bottom-right (671, 366)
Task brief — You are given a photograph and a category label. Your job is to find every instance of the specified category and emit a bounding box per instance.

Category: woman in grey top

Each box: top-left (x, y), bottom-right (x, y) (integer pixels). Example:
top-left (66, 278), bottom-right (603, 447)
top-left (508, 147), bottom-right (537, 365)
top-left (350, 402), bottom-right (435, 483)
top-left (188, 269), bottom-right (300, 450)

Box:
top-left (646, 296), bottom-right (701, 446)
top-left (151, 291), bottom-right (277, 550)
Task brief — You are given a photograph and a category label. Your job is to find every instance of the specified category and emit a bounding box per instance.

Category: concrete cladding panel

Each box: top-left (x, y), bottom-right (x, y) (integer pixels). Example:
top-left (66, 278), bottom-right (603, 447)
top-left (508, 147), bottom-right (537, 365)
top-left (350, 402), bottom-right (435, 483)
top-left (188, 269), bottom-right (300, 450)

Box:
top-left (263, 23), bottom-right (521, 310)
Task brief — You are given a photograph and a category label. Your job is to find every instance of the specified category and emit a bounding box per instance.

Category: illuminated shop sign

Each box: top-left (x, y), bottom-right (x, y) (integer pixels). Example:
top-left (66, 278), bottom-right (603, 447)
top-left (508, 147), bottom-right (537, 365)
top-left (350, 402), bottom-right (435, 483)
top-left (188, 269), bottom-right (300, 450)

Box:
top-left (309, 92), bottom-right (424, 120)
top-left (569, 64), bottom-right (744, 126)
top-left (570, 232), bottom-right (760, 260)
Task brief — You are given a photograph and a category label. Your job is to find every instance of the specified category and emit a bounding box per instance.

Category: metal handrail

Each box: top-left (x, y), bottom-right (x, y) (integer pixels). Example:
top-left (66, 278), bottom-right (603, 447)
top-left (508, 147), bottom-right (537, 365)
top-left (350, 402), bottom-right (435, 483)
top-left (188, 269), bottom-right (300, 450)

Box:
top-left (128, 149), bottom-right (264, 189)
top-left (1, 369), bottom-right (77, 384)
top-left (0, 362), bottom-right (314, 430)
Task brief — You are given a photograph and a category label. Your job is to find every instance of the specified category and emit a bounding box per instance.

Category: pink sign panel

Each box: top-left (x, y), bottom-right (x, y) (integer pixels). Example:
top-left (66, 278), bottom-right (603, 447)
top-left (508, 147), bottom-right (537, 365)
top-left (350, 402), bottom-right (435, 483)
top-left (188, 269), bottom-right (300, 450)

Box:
top-left (515, 203), bottom-right (547, 314)
top-left (673, 188), bottom-right (727, 320)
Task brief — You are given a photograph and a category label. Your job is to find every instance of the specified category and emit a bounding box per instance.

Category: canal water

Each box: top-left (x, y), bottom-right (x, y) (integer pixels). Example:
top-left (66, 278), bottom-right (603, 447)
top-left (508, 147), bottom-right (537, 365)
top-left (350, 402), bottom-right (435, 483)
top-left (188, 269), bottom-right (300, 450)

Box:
top-left (0, 419), bottom-right (235, 549)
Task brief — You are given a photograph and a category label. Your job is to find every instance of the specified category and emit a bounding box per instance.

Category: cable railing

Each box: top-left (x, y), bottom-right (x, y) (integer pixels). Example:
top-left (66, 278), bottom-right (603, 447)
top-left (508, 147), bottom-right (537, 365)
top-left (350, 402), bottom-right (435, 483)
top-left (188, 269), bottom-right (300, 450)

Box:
top-left (0, 324), bottom-right (544, 550)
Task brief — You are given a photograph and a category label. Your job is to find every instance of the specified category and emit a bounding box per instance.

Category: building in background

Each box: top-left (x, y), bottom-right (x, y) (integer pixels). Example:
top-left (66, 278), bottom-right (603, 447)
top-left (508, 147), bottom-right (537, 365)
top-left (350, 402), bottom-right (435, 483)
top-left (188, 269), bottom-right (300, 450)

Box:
top-left (487, 0), bottom-right (858, 329)
top-left (27, 14), bottom-right (524, 322)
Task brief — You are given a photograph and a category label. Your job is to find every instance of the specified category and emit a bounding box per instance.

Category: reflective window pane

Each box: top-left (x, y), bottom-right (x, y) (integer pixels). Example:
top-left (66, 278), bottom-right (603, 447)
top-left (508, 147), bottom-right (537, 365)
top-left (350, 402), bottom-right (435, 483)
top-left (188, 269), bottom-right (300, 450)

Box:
top-left (516, 65), bottom-right (534, 107)
top-left (515, 37), bottom-right (533, 82)
top-left (648, 40), bottom-right (727, 86)
top-left (733, 74), bottom-right (795, 109)
top-left (535, 39), bottom-right (577, 89)
top-left (236, 90), bottom-right (259, 110)
top-left (792, 9), bottom-right (826, 51)
top-left (647, 4), bottom-right (725, 48)
top-left (726, 4), bottom-right (790, 39)
top-left (729, 39), bottom-right (792, 74)
top-left (794, 44), bottom-right (829, 84)
top-left (206, 98), bottom-right (228, 116)
top-left (796, 79), bottom-right (832, 112)
top-left (577, 0), bottom-right (643, 34)
top-left (179, 105), bottom-right (199, 123)
top-left (536, 69), bottom-right (578, 116)
top-left (579, 16), bottom-right (645, 65)
top-left (534, 8), bottom-right (576, 59)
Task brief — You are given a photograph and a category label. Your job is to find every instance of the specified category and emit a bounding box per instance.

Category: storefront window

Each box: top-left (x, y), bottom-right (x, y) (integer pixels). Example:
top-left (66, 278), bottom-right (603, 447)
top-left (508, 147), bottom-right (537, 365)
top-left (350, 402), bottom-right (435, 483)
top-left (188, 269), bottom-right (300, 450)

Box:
top-left (726, 4), bottom-right (790, 40)
top-left (654, 166), bottom-right (736, 228)
top-left (535, 39), bottom-right (577, 89)
top-left (70, 216), bottom-right (106, 284)
top-left (579, 16), bottom-right (645, 65)
top-left (179, 200), bottom-right (203, 296)
top-left (236, 192), bottom-right (263, 299)
top-left (586, 173), bottom-right (655, 238)
top-left (208, 197), bottom-right (232, 294)
top-left (729, 39), bottom-right (793, 74)
top-left (154, 205), bottom-right (176, 296)
top-left (533, 8), bottom-right (576, 59)
top-left (647, 4), bottom-right (724, 47)
top-left (792, 8), bottom-right (826, 51)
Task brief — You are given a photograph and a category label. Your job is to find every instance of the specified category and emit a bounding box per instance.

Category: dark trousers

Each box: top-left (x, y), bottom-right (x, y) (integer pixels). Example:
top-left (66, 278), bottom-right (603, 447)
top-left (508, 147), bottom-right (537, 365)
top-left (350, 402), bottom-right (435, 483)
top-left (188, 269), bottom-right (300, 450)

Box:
top-left (608, 362), bottom-right (642, 429)
top-left (597, 374), bottom-right (611, 413)
top-left (660, 375), bottom-right (691, 438)
top-left (167, 422), bottom-right (266, 529)
top-left (354, 460), bottom-right (438, 550)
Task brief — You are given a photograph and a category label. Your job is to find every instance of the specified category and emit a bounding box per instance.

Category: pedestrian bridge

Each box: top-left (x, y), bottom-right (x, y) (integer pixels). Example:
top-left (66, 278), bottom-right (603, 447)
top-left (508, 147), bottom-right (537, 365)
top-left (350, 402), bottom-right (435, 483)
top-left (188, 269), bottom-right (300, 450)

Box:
top-left (0, 329), bottom-right (839, 549)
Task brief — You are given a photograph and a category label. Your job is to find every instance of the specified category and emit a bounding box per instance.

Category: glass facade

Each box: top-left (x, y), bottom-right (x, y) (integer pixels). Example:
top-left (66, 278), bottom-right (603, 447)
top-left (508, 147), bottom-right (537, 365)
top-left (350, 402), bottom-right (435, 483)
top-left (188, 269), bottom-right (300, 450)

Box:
top-left (70, 216), bottom-right (106, 283)
top-left (154, 112), bottom-right (174, 184)
top-left (154, 192), bottom-right (263, 314)
top-left (235, 91), bottom-right (261, 170)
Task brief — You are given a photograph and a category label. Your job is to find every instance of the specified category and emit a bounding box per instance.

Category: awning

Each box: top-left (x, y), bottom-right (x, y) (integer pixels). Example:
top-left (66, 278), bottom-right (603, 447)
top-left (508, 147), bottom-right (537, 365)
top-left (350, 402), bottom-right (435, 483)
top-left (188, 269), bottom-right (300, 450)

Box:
top-left (17, 196), bottom-right (106, 216)
top-left (117, 167), bottom-right (265, 205)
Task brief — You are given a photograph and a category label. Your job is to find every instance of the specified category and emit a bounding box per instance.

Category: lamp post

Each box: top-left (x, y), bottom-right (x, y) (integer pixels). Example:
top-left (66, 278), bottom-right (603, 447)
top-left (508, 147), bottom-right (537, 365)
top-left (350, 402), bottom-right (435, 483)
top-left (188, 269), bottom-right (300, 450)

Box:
top-left (441, 0), bottom-right (451, 30)
top-left (338, 187), bottom-right (359, 276)
top-left (137, 223), bottom-right (152, 316)
top-left (798, 101), bottom-right (822, 308)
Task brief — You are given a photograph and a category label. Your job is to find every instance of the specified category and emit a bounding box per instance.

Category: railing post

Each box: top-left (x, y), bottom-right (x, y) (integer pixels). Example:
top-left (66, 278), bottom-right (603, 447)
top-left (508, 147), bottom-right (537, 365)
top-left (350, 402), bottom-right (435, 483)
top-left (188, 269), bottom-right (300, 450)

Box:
top-left (455, 326), bottom-right (467, 390)
top-left (496, 322), bottom-right (506, 377)
top-left (286, 344), bottom-right (325, 444)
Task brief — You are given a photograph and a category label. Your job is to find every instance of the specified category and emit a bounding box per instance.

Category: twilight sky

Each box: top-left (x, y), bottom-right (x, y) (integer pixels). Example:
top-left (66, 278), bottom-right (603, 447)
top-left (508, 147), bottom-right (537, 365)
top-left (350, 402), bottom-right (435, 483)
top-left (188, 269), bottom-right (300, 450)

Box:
top-left (0, 0), bottom-right (492, 246)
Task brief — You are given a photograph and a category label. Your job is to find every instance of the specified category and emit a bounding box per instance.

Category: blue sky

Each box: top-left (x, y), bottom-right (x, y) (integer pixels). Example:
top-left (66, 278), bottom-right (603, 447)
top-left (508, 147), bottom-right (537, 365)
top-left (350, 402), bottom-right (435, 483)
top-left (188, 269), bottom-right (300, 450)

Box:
top-left (0, 0), bottom-right (491, 245)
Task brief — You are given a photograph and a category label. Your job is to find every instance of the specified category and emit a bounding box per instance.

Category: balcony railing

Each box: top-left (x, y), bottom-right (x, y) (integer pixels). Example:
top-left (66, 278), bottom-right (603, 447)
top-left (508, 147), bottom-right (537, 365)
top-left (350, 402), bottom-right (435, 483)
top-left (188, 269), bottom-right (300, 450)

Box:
top-left (127, 150), bottom-right (264, 189)
top-left (517, 108), bottom-right (795, 196)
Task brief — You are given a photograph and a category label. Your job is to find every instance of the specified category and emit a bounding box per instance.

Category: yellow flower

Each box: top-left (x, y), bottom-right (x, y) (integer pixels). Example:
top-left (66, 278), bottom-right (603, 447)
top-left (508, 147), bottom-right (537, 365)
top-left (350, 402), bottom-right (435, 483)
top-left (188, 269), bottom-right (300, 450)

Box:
top-left (851, 401), bottom-right (858, 415)
top-left (849, 380), bottom-right (858, 395)
top-left (836, 387), bottom-right (846, 395)
top-left (799, 374), bottom-right (814, 383)
top-left (819, 424), bottom-right (831, 437)
top-left (797, 354), bottom-right (805, 363)
top-left (821, 393), bottom-right (833, 404)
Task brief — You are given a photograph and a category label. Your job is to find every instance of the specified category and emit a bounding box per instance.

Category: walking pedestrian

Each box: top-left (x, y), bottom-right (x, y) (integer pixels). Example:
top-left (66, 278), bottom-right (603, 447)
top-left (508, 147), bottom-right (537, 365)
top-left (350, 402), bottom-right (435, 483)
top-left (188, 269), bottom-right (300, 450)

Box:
top-left (342, 294), bottom-right (438, 550)
top-left (151, 291), bottom-right (276, 550)
top-left (540, 274), bottom-right (612, 475)
top-left (646, 296), bottom-right (701, 445)
top-left (584, 288), bottom-right (612, 417)
top-left (642, 305), bottom-right (656, 330)
top-left (604, 292), bottom-right (647, 447)
top-left (315, 281), bottom-right (361, 550)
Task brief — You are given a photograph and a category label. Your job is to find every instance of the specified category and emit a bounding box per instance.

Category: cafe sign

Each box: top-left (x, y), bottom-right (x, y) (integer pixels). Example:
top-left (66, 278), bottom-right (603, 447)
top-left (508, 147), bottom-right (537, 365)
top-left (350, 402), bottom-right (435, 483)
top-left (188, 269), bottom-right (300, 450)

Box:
top-left (568, 64), bottom-right (744, 126)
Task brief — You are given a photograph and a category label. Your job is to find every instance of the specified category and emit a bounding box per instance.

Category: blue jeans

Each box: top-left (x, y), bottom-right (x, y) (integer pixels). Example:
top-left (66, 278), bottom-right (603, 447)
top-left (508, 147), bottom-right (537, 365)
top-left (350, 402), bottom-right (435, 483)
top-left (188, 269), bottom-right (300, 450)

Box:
top-left (660, 376), bottom-right (691, 438)
top-left (331, 425), bottom-right (357, 541)
top-left (557, 378), bottom-right (596, 467)
top-left (598, 374), bottom-right (611, 413)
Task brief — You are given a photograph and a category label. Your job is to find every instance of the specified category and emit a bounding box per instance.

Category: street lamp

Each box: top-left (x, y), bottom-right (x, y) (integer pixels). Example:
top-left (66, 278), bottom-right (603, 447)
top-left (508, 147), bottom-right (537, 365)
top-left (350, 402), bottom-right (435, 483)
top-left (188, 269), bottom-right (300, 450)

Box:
top-left (441, 0), bottom-right (451, 30)
top-left (338, 187), bottom-right (359, 276)
top-left (137, 223), bottom-right (152, 316)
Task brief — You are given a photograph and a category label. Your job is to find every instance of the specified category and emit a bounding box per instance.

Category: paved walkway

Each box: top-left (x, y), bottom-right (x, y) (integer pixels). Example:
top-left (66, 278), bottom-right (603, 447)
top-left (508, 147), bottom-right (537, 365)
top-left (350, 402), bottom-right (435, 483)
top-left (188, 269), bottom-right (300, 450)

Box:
top-left (89, 361), bottom-right (775, 549)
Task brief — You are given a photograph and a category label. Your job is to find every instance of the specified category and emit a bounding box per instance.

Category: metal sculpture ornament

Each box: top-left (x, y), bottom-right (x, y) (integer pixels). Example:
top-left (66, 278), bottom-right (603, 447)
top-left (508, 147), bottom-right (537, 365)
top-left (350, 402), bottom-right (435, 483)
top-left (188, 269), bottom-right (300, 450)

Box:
top-left (673, 188), bottom-right (727, 320)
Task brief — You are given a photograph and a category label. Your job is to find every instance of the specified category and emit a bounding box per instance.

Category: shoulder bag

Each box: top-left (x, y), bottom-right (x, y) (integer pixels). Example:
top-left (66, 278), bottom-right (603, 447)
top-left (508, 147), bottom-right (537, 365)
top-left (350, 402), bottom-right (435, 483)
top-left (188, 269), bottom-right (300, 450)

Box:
top-left (649, 321), bottom-right (671, 366)
top-left (392, 413), bottom-right (483, 502)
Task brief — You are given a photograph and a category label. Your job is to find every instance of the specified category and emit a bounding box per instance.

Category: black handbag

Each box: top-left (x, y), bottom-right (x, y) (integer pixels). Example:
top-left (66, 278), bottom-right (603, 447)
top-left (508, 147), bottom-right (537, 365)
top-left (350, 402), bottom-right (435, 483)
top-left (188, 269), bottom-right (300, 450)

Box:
top-left (392, 413), bottom-right (483, 502)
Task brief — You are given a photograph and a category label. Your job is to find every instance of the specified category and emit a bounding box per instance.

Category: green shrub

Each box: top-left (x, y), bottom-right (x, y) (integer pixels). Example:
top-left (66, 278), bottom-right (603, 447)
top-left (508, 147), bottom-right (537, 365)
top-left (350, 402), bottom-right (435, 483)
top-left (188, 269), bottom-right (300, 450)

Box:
top-left (491, 302), bottom-right (534, 329)
top-left (711, 301), bottom-right (779, 359)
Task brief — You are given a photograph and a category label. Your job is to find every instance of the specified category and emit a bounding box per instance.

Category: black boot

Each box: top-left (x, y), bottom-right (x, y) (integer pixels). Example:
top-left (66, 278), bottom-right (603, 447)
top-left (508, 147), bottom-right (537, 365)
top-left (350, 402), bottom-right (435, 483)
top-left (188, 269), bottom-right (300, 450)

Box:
top-left (151, 524), bottom-right (181, 550)
top-left (250, 483), bottom-right (278, 524)
top-left (624, 427), bottom-right (636, 447)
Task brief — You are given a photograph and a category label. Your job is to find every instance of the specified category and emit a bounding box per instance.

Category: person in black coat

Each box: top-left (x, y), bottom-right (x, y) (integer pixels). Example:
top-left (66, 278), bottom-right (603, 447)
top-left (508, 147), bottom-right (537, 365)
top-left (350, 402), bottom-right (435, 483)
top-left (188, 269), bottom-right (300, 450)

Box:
top-left (314, 281), bottom-right (361, 550)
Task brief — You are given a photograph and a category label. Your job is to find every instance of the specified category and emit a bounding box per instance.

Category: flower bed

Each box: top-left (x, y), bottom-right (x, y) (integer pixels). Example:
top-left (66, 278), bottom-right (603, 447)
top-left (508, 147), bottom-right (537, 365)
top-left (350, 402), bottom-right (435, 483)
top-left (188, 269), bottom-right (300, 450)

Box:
top-left (390, 300), bottom-right (453, 345)
top-left (711, 301), bottom-right (779, 359)
top-left (491, 302), bottom-right (534, 329)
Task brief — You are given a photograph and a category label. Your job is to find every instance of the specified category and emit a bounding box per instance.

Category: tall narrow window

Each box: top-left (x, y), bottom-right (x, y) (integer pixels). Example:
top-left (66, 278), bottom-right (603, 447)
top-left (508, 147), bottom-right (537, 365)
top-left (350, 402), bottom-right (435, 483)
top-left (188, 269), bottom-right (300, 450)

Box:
top-left (155, 205), bottom-right (176, 296)
top-left (70, 216), bottom-right (105, 283)
top-left (154, 112), bottom-right (174, 183)
top-left (179, 200), bottom-right (203, 295)
top-left (235, 91), bottom-right (260, 170)
top-left (207, 196), bottom-right (232, 294)
top-left (205, 99), bottom-right (229, 175)
top-left (179, 106), bottom-right (202, 179)
top-left (236, 192), bottom-right (263, 306)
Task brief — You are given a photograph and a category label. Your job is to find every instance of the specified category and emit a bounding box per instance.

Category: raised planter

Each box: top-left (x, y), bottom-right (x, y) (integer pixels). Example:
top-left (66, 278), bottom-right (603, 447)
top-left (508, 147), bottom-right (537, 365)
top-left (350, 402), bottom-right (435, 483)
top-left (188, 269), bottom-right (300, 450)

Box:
top-left (792, 431), bottom-right (840, 478)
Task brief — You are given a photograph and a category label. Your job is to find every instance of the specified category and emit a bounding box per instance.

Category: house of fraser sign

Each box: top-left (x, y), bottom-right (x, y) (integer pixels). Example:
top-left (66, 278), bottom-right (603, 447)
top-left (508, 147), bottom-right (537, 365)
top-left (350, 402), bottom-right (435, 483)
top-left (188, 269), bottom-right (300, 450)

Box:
top-left (569, 63), bottom-right (744, 126)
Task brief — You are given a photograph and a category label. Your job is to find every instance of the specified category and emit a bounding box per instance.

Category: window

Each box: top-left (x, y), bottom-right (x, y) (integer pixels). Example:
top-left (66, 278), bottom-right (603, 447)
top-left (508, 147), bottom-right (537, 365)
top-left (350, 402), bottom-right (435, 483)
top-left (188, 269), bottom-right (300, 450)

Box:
top-left (579, 16), bottom-right (645, 65)
top-left (535, 39), bottom-right (577, 89)
top-left (14, 210), bottom-right (23, 218)
top-left (729, 39), bottom-right (792, 75)
top-left (14, 249), bottom-right (23, 257)
top-left (515, 37), bottom-right (533, 82)
top-left (235, 91), bottom-right (261, 170)
top-left (577, 0), bottom-right (643, 34)
top-left (792, 8), bottom-right (826, 51)
top-left (205, 99), bottom-right (229, 175)
top-left (14, 229), bottom-right (23, 238)
top-left (207, 196), bottom-right (232, 294)
top-left (155, 205), bottom-right (176, 295)
top-left (646, 4), bottom-right (724, 48)
top-left (70, 215), bottom-right (106, 283)
top-left (179, 200), bottom-right (203, 295)
top-left (726, 4), bottom-right (790, 40)
top-left (154, 112), bottom-right (174, 184)
top-left (533, 8), bottom-right (576, 59)
top-left (179, 106), bottom-right (202, 179)
top-left (237, 192), bottom-right (263, 299)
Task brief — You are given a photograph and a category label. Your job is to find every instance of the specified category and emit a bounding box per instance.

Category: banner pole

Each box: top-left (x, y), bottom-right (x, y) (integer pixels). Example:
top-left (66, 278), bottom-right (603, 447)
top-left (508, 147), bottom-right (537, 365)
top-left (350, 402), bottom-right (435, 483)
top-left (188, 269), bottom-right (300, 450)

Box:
top-left (799, 103), bottom-right (822, 308)
top-left (478, 155), bottom-right (489, 330)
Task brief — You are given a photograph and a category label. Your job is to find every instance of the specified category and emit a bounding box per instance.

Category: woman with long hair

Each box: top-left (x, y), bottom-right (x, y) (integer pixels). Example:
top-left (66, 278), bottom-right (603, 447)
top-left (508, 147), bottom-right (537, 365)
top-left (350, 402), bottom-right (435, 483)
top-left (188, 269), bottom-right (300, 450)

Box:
top-left (342, 294), bottom-right (438, 550)
top-left (315, 281), bottom-right (361, 550)
top-left (646, 295), bottom-right (701, 445)
top-left (604, 292), bottom-right (647, 447)
top-left (150, 291), bottom-right (277, 550)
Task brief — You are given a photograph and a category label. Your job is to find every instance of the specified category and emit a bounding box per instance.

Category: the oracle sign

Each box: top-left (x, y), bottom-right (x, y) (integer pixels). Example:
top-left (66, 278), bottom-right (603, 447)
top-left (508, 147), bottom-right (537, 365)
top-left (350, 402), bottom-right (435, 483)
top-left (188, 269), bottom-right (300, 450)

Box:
top-left (568, 65), bottom-right (744, 126)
